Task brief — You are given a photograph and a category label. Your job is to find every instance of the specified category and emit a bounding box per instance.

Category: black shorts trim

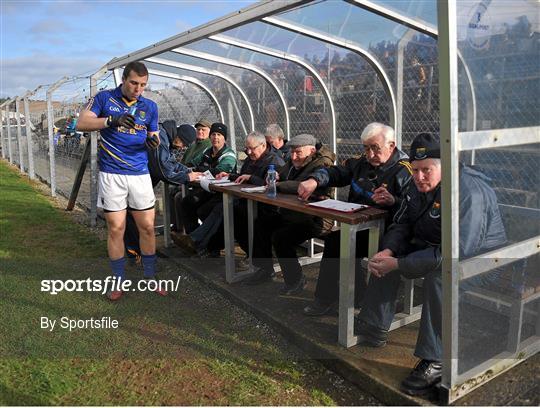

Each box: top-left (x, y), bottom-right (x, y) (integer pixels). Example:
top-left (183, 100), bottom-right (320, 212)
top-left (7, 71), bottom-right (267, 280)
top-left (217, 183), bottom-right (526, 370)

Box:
top-left (103, 208), bottom-right (128, 213)
top-left (128, 205), bottom-right (155, 212)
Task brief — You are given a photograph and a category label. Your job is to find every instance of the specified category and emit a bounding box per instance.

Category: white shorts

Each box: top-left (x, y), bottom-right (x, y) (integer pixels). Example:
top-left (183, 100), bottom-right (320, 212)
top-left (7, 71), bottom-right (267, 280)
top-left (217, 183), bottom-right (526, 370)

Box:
top-left (97, 172), bottom-right (155, 212)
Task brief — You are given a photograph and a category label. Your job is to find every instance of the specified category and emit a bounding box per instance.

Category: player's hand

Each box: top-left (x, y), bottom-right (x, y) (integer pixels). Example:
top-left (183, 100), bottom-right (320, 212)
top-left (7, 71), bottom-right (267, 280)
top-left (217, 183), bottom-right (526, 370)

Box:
top-left (145, 134), bottom-right (160, 149)
top-left (215, 172), bottom-right (229, 180)
top-left (297, 178), bottom-right (318, 201)
top-left (108, 114), bottom-right (136, 129)
top-left (235, 174), bottom-right (251, 184)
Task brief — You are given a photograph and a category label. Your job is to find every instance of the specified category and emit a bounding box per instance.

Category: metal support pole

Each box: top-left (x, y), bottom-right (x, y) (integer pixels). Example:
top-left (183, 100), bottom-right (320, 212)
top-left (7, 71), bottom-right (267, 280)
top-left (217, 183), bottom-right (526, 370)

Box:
top-left (89, 65), bottom-right (109, 226)
top-left (0, 99), bottom-right (12, 160)
top-left (23, 86), bottom-right (42, 180)
top-left (438, 0), bottom-right (460, 400)
top-left (396, 29), bottom-right (415, 148)
top-left (15, 97), bottom-right (25, 171)
top-left (162, 183), bottom-right (172, 247)
top-left (6, 100), bottom-right (14, 163)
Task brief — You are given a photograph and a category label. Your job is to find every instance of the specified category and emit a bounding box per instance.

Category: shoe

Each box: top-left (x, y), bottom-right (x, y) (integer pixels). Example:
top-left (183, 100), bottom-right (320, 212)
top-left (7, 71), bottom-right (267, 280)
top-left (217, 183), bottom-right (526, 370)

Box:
top-left (279, 275), bottom-right (307, 296)
top-left (243, 267), bottom-right (275, 285)
top-left (237, 257), bottom-right (251, 271)
top-left (354, 320), bottom-right (388, 347)
top-left (303, 299), bottom-right (335, 316)
top-left (144, 277), bottom-right (168, 296)
top-left (171, 232), bottom-right (196, 253)
top-left (401, 359), bottom-right (442, 396)
top-left (106, 290), bottom-right (123, 301)
top-left (191, 248), bottom-right (221, 259)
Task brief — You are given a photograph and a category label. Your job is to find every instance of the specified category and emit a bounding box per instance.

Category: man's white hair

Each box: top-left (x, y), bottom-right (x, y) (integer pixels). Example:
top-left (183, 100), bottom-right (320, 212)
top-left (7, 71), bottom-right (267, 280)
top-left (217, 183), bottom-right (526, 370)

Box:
top-left (265, 123), bottom-right (284, 141)
top-left (246, 130), bottom-right (266, 145)
top-left (360, 122), bottom-right (395, 144)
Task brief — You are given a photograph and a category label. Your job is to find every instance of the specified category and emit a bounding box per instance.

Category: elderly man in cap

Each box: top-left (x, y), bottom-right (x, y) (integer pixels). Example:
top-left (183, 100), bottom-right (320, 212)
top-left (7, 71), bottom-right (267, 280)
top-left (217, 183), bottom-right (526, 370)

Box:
top-left (181, 118), bottom-right (212, 168)
top-left (298, 122), bottom-right (412, 316)
top-left (356, 133), bottom-right (506, 396)
top-left (246, 134), bottom-right (335, 295)
top-left (178, 122), bottom-right (237, 241)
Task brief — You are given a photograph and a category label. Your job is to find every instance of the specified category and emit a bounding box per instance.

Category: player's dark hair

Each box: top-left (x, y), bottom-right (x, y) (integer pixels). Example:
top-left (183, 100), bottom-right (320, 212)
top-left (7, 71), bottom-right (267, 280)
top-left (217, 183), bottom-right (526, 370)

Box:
top-left (122, 61), bottom-right (149, 79)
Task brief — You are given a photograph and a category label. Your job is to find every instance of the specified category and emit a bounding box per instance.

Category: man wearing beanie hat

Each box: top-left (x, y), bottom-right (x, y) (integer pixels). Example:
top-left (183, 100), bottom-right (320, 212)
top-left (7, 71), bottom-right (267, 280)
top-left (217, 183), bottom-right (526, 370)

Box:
top-left (355, 132), bottom-right (506, 396)
top-left (178, 122), bottom-right (237, 239)
top-left (298, 122), bottom-right (412, 317)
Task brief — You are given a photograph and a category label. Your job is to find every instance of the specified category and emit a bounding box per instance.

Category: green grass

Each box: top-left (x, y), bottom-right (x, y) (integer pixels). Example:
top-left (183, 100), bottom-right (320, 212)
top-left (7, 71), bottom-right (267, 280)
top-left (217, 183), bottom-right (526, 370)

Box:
top-left (0, 161), bottom-right (371, 406)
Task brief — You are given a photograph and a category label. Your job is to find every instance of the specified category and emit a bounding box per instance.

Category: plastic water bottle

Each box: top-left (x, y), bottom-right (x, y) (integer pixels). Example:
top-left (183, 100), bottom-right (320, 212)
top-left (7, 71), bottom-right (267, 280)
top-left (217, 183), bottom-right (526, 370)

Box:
top-left (266, 164), bottom-right (277, 198)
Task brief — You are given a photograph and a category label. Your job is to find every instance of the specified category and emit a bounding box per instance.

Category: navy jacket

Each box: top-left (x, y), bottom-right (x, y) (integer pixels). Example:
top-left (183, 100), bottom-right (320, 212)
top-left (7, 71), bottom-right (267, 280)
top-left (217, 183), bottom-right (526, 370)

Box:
top-left (147, 120), bottom-right (191, 186)
top-left (383, 165), bottom-right (507, 278)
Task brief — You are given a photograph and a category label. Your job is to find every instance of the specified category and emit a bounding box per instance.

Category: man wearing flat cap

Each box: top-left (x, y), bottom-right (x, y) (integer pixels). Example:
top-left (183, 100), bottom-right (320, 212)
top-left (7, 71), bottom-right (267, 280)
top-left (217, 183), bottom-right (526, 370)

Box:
top-left (181, 118), bottom-right (212, 168)
top-left (355, 133), bottom-right (506, 396)
top-left (247, 134), bottom-right (336, 296)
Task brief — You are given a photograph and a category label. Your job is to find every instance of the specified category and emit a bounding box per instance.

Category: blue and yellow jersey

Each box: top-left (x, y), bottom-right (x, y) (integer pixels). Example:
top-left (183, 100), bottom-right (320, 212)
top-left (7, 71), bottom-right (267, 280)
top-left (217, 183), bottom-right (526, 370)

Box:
top-left (85, 86), bottom-right (159, 175)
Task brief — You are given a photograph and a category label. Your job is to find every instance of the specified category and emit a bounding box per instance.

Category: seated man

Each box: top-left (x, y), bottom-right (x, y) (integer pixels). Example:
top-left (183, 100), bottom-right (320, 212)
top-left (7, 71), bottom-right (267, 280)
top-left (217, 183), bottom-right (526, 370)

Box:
top-left (247, 134), bottom-right (336, 295)
top-left (297, 122), bottom-right (412, 316)
top-left (181, 118), bottom-right (212, 168)
top-left (171, 123), bottom-right (196, 163)
top-left (188, 130), bottom-right (285, 257)
top-left (265, 123), bottom-right (290, 161)
top-left (124, 119), bottom-right (202, 257)
top-left (356, 133), bottom-right (507, 396)
top-left (178, 122), bottom-right (237, 238)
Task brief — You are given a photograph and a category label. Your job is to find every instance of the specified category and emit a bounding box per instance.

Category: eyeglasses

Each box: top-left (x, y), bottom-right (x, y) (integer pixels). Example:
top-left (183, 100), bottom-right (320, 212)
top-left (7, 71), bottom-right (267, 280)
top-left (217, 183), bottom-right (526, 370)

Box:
top-left (362, 143), bottom-right (391, 153)
top-left (244, 143), bottom-right (263, 154)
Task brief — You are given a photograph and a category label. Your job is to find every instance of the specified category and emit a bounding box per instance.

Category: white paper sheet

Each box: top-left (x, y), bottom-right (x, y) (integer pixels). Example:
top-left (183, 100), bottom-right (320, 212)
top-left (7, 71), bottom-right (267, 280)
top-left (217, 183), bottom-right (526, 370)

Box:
top-left (307, 199), bottom-right (368, 212)
top-left (240, 186), bottom-right (267, 193)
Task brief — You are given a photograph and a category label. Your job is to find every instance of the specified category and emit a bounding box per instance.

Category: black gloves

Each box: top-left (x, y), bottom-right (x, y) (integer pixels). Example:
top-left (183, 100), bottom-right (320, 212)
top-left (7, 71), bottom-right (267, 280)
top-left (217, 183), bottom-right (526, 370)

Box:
top-left (107, 114), bottom-right (136, 129)
top-left (145, 134), bottom-right (160, 149)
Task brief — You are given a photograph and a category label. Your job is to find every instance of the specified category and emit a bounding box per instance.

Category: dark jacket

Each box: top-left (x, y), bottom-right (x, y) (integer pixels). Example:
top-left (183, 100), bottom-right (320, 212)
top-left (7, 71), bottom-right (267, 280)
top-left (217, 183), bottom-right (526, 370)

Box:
top-left (147, 120), bottom-right (191, 186)
top-left (230, 147), bottom-right (285, 186)
top-left (276, 144), bottom-right (336, 232)
top-left (383, 164), bottom-right (507, 278)
top-left (310, 148), bottom-right (412, 217)
top-left (195, 145), bottom-right (237, 176)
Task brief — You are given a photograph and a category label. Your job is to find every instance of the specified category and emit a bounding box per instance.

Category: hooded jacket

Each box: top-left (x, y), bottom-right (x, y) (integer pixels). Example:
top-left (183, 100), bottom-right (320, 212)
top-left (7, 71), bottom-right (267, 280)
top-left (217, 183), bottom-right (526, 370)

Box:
top-left (147, 120), bottom-right (192, 185)
top-left (310, 148), bottom-right (412, 217)
top-left (276, 144), bottom-right (336, 232)
top-left (195, 144), bottom-right (237, 176)
top-left (383, 164), bottom-right (507, 278)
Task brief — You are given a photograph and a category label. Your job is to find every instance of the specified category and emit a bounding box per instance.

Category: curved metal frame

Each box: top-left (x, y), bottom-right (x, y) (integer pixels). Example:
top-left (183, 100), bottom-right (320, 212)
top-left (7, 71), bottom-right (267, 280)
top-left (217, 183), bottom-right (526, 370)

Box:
top-left (263, 16), bottom-right (398, 130)
top-left (147, 68), bottom-right (225, 122)
top-left (210, 34), bottom-right (337, 153)
top-left (172, 47), bottom-right (290, 139)
top-left (145, 57), bottom-right (255, 133)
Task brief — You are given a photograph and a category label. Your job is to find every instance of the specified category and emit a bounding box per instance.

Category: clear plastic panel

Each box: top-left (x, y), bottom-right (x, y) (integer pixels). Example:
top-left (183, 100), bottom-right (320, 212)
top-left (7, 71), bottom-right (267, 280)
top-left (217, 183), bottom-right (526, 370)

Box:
top-left (456, 0), bottom-right (540, 394)
top-left (457, 0), bottom-right (539, 130)
top-left (223, 21), bottom-right (393, 157)
top-left (145, 61), bottom-right (252, 152)
top-left (372, 0), bottom-right (437, 27)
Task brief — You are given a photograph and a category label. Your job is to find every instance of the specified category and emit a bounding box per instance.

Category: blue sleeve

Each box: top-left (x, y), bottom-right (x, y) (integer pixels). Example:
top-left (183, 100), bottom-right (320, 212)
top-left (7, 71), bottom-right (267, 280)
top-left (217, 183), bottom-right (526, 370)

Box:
top-left (148, 101), bottom-right (159, 133)
top-left (86, 91), bottom-right (106, 117)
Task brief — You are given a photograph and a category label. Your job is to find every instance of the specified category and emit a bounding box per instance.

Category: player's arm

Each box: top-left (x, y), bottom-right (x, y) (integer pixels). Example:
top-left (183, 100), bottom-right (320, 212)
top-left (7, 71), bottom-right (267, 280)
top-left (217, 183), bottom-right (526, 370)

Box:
top-left (76, 109), bottom-right (108, 131)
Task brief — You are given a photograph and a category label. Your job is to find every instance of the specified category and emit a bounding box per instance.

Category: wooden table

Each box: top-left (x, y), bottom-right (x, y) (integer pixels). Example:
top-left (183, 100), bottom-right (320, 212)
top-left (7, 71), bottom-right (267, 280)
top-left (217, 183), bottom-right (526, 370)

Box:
top-left (211, 183), bottom-right (387, 347)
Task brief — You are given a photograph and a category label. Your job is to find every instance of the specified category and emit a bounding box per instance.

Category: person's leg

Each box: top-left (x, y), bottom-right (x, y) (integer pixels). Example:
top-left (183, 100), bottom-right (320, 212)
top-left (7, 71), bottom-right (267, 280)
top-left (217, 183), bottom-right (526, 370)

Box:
top-left (272, 222), bottom-right (318, 286)
top-left (313, 230), bottom-right (341, 304)
top-left (104, 210), bottom-right (127, 280)
top-left (414, 268), bottom-right (442, 362)
top-left (131, 208), bottom-right (157, 278)
top-left (173, 190), bottom-right (185, 233)
top-left (251, 214), bottom-right (281, 274)
top-left (181, 190), bottom-right (205, 234)
top-left (190, 203), bottom-right (223, 251)
top-left (123, 211), bottom-right (141, 259)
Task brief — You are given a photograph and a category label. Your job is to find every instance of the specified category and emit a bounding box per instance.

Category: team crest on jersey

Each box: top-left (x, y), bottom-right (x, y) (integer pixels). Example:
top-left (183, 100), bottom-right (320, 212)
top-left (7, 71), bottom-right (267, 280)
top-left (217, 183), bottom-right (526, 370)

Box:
top-left (429, 201), bottom-right (441, 218)
top-left (139, 111), bottom-right (146, 120)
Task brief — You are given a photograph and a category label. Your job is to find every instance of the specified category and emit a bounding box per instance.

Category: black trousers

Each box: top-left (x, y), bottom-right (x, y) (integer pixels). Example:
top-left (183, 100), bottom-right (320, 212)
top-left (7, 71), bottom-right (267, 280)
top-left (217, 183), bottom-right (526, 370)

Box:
top-left (314, 229), bottom-right (370, 306)
top-left (252, 213), bottom-right (322, 285)
top-left (178, 187), bottom-right (222, 234)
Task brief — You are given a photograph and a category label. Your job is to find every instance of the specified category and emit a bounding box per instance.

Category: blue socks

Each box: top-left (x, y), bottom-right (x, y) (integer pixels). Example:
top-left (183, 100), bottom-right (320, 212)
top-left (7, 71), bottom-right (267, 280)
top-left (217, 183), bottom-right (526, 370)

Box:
top-left (142, 253), bottom-right (157, 278)
top-left (110, 257), bottom-right (126, 279)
